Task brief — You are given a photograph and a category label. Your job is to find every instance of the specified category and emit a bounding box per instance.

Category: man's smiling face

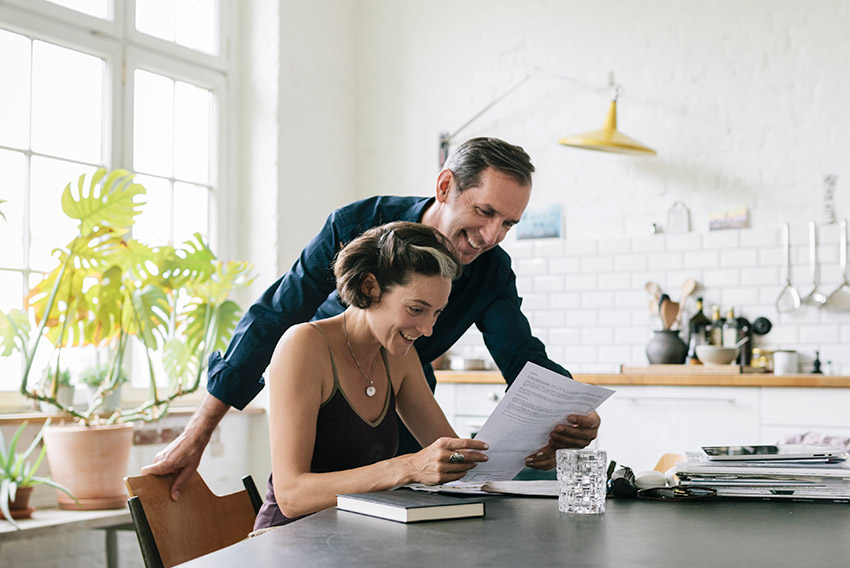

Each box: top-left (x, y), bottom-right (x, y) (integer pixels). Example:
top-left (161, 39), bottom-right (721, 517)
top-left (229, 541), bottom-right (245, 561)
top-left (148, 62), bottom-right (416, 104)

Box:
top-left (430, 167), bottom-right (531, 265)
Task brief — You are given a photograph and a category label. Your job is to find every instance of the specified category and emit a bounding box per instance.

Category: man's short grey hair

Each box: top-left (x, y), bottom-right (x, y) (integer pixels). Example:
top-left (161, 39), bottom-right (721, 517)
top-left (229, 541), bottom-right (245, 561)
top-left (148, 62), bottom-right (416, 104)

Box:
top-left (443, 137), bottom-right (535, 192)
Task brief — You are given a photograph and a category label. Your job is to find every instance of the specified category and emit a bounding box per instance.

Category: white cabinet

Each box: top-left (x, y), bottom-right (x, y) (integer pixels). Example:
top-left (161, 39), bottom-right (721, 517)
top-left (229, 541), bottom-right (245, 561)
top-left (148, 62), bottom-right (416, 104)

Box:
top-left (759, 388), bottom-right (850, 444)
top-left (434, 382), bottom-right (506, 438)
top-left (435, 380), bottom-right (850, 474)
top-left (592, 386), bottom-right (761, 472)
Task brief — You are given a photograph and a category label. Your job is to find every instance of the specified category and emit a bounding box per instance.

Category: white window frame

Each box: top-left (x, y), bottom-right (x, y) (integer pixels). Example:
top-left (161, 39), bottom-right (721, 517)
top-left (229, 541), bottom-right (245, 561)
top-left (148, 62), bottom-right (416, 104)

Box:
top-left (0, 0), bottom-right (235, 411)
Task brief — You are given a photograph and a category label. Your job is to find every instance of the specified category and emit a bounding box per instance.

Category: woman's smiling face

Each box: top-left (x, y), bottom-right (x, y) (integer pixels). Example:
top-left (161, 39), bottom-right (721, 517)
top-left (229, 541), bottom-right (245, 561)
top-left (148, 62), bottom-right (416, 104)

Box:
top-left (365, 273), bottom-right (452, 357)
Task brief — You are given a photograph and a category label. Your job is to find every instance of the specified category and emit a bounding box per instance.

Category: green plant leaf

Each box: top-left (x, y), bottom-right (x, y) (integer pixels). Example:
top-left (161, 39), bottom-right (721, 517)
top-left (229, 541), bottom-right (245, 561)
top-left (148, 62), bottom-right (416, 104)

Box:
top-left (162, 337), bottom-right (195, 386)
top-left (159, 234), bottom-right (216, 288)
top-left (0, 478), bottom-right (18, 529)
top-left (129, 285), bottom-right (170, 347)
top-left (61, 169), bottom-right (146, 236)
top-left (0, 310), bottom-right (31, 357)
top-left (28, 476), bottom-right (77, 502)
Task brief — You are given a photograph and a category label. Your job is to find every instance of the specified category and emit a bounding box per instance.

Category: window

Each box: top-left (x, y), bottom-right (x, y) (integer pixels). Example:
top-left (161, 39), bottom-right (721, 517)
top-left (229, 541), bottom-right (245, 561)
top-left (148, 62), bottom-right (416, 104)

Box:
top-left (0, 0), bottom-right (232, 394)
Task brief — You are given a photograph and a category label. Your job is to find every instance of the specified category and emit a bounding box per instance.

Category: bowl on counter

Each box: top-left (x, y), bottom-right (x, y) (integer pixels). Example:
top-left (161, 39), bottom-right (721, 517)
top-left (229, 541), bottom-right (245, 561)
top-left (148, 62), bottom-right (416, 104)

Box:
top-left (696, 345), bottom-right (738, 366)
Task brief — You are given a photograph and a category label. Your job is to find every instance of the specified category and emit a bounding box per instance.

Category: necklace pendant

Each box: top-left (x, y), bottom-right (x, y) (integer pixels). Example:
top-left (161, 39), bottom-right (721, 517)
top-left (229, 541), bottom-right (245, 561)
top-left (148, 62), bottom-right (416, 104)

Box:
top-left (365, 385), bottom-right (377, 397)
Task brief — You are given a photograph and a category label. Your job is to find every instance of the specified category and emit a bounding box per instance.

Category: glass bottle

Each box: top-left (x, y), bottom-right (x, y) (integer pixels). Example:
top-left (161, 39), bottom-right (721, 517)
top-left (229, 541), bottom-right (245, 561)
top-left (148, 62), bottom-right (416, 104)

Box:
top-left (686, 297), bottom-right (710, 364)
top-left (722, 307), bottom-right (739, 347)
top-left (708, 305), bottom-right (723, 346)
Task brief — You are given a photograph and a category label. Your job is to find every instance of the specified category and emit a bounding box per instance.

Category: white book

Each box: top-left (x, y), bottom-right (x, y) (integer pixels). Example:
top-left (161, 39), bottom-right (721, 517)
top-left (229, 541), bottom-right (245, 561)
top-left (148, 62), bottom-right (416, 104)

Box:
top-left (336, 490), bottom-right (485, 523)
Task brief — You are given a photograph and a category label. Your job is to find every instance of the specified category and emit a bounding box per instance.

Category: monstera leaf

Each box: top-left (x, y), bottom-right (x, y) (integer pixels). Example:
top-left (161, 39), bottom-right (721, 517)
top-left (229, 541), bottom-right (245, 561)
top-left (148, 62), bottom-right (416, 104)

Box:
top-left (128, 285), bottom-right (170, 348)
top-left (0, 310), bottom-right (30, 357)
top-left (158, 234), bottom-right (217, 289)
top-left (182, 298), bottom-right (243, 356)
top-left (186, 260), bottom-right (254, 306)
top-left (61, 169), bottom-right (146, 236)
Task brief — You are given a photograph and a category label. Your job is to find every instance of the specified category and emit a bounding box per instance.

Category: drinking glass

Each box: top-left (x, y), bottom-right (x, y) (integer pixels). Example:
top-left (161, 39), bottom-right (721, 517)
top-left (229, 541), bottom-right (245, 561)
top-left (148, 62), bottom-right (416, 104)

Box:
top-left (556, 449), bottom-right (607, 514)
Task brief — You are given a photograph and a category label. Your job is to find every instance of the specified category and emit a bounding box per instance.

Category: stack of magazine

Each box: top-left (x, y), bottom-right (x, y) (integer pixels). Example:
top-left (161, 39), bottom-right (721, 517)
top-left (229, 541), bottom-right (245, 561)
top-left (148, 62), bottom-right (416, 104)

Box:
top-left (675, 444), bottom-right (850, 502)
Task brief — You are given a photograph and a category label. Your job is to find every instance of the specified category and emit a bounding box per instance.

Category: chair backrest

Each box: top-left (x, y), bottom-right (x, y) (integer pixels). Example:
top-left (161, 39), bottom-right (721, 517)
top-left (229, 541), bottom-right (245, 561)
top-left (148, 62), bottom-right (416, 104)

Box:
top-left (125, 472), bottom-right (261, 568)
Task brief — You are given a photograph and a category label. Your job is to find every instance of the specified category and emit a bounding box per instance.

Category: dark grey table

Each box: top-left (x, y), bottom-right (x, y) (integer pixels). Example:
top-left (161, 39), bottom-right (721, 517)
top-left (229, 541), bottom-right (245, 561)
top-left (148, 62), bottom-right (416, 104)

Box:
top-left (182, 496), bottom-right (850, 567)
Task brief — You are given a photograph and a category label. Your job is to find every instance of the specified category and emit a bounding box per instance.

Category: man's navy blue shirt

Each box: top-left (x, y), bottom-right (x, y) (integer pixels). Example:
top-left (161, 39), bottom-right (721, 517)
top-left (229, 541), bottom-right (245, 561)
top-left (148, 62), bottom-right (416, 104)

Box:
top-left (207, 195), bottom-right (569, 410)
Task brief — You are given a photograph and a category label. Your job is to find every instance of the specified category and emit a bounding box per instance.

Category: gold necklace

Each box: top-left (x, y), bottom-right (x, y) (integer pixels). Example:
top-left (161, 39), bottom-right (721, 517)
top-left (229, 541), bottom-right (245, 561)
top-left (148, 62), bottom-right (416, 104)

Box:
top-left (342, 312), bottom-right (377, 397)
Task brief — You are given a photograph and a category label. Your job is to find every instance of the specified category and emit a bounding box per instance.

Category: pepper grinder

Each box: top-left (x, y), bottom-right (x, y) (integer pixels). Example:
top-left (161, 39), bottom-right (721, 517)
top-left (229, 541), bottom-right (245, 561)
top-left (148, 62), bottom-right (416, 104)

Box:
top-left (812, 351), bottom-right (823, 374)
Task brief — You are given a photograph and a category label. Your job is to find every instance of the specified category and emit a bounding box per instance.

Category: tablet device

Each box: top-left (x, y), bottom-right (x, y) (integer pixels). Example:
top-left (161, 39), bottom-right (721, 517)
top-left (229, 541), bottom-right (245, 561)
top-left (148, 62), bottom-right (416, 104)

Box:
top-left (701, 444), bottom-right (847, 461)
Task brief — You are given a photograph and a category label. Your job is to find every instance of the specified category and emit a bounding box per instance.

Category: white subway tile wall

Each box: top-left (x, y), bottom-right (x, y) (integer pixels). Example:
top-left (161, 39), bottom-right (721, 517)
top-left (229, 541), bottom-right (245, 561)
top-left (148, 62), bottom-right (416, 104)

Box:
top-left (450, 226), bottom-right (850, 376)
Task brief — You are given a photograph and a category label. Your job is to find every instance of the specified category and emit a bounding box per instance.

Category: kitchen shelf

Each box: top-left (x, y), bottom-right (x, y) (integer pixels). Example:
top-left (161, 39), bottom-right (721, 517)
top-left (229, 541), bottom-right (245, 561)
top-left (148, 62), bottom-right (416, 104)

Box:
top-left (434, 370), bottom-right (850, 388)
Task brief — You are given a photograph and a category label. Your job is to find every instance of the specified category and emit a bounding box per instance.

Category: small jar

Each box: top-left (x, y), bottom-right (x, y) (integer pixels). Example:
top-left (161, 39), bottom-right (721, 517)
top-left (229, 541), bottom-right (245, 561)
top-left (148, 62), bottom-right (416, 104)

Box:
top-left (751, 348), bottom-right (774, 371)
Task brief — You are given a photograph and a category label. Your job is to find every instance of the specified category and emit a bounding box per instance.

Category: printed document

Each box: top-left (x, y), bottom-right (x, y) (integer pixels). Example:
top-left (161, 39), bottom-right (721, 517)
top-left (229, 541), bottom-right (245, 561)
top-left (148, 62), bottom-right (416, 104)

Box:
top-left (456, 362), bottom-right (614, 483)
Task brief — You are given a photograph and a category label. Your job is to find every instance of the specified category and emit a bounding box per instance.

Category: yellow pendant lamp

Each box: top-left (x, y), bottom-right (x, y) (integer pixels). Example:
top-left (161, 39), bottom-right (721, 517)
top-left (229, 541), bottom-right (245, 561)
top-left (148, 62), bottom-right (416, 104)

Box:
top-left (559, 87), bottom-right (657, 156)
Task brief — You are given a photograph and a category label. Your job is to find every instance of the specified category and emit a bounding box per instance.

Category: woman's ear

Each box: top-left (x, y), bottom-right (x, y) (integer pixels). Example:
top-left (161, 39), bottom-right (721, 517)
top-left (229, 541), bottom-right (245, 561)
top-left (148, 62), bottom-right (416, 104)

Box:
top-left (360, 273), bottom-right (382, 302)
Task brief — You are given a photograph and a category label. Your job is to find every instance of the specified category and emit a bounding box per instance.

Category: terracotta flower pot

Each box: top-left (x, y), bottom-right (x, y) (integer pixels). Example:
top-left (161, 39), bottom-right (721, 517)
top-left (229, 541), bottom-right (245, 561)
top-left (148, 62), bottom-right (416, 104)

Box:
top-left (0, 486), bottom-right (34, 520)
top-left (43, 422), bottom-right (134, 510)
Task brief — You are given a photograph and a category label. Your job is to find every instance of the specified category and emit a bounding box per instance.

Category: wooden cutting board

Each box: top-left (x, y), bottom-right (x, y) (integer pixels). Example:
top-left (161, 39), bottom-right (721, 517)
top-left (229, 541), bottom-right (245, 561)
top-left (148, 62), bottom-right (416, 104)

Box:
top-left (619, 364), bottom-right (768, 375)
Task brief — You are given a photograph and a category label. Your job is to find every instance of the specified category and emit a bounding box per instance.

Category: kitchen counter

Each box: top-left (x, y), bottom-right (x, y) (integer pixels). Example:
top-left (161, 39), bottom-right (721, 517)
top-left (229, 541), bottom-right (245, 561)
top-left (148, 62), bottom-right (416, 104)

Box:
top-left (435, 370), bottom-right (850, 388)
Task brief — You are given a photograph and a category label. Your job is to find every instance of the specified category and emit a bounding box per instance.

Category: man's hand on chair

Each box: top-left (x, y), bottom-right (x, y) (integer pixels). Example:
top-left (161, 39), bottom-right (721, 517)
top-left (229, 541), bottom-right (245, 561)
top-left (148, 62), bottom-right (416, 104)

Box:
top-left (141, 393), bottom-right (231, 500)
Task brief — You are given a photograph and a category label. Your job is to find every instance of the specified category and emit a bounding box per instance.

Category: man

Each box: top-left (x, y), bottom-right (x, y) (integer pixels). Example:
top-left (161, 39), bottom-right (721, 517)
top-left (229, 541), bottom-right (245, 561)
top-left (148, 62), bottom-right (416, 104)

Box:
top-left (143, 137), bottom-right (601, 500)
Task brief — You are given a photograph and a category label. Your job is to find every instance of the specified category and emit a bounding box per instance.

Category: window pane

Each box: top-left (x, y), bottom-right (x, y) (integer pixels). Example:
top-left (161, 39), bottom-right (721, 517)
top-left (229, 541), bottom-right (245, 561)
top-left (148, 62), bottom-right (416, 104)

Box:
top-left (133, 174), bottom-right (172, 245)
top-left (134, 70), bottom-right (175, 177)
top-left (31, 41), bottom-right (103, 163)
top-left (46, 0), bottom-right (109, 19)
top-left (137, 0), bottom-right (216, 55)
top-left (29, 157), bottom-right (96, 271)
top-left (0, 150), bottom-right (27, 269)
top-left (176, 0), bottom-right (216, 54)
top-left (174, 81), bottom-right (211, 183)
top-left (136, 0), bottom-right (176, 43)
top-left (0, 29), bottom-right (31, 149)
top-left (173, 182), bottom-right (208, 245)
top-left (0, 271), bottom-right (24, 391)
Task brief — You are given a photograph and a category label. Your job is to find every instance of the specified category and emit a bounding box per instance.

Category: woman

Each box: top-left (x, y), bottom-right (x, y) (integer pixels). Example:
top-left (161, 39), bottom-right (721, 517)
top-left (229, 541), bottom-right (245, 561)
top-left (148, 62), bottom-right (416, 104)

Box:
top-left (254, 221), bottom-right (489, 529)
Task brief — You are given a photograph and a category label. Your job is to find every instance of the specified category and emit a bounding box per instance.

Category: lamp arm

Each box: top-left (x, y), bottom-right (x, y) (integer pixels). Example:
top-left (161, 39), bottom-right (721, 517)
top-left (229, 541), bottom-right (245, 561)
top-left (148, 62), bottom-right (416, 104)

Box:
top-left (438, 67), bottom-right (614, 167)
top-left (438, 70), bottom-right (536, 168)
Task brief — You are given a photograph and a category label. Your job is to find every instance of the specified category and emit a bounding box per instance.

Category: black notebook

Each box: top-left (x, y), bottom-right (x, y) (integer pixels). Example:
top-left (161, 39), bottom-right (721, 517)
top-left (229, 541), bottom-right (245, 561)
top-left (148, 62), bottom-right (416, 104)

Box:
top-left (336, 489), bottom-right (485, 523)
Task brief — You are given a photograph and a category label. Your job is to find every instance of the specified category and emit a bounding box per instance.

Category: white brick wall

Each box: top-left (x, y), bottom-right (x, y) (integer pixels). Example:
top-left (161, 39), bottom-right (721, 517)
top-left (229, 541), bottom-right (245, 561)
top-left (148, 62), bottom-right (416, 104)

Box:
top-left (449, 224), bottom-right (850, 376)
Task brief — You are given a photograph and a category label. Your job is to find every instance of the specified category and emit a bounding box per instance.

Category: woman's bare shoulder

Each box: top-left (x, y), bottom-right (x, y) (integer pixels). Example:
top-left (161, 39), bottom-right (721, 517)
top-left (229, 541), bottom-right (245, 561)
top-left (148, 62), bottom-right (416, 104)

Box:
top-left (273, 322), bottom-right (327, 358)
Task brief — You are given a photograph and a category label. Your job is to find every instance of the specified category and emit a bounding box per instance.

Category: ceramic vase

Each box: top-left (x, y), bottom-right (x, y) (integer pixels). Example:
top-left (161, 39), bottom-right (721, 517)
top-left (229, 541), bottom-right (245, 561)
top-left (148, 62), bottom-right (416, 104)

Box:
top-left (646, 330), bottom-right (688, 364)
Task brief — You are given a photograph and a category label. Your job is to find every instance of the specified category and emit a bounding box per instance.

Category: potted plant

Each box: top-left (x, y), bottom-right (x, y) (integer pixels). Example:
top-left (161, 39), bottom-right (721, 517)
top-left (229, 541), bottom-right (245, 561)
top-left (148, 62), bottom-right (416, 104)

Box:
top-left (1, 420), bottom-right (76, 529)
top-left (37, 367), bottom-right (74, 413)
top-left (0, 168), bottom-right (254, 509)
top-left (79, 363), bottom-right (129, 415)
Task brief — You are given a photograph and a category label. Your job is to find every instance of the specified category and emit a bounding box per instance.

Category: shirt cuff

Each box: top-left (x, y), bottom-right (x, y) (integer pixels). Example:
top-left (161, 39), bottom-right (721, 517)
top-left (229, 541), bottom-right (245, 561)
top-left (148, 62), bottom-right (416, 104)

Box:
top-left (206, 351), bottom-right (265, 410)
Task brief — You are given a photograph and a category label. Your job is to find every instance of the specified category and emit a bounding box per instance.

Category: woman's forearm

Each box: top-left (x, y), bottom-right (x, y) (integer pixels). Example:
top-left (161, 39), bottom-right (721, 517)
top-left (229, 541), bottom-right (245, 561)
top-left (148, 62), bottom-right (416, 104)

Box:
top-left (273, 454), bottom-right (415, 518)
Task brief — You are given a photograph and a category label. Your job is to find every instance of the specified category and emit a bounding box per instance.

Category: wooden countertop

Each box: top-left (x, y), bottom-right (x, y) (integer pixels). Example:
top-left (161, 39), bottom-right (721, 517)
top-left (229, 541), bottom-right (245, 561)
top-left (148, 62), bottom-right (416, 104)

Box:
top-left (435, 370), bottom-right (850, 388)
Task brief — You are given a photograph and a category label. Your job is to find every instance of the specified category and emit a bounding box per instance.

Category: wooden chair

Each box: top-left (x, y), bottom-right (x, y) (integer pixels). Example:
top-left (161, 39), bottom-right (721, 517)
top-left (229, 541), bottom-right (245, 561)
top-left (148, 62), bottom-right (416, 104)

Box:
top-left (653, 453), bottom-right (686, 473)
top-left (125, 472), bottom-right (263, 568)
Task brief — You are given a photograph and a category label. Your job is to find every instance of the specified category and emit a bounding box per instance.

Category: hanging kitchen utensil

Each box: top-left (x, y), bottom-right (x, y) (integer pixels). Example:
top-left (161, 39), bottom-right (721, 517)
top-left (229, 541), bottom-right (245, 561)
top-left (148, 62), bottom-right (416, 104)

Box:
top-left (801, 220), bottom-right (827, 307)
top-left (826, 219), bottom-right (850, 311)
top-left (775, 223), bottom-right (801, 312)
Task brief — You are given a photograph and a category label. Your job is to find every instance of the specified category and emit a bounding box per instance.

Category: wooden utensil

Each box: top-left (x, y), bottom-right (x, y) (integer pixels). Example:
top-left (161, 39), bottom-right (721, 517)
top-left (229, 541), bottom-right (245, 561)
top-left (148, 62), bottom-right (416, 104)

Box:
top-left (676, 278), bottom-right (697, 326)
top-left (658, 295), bottom-right (679, 330)
top-left (645, 281), bottom-right (662, 315)
top-left (662, 300), bottom-right (679, 330)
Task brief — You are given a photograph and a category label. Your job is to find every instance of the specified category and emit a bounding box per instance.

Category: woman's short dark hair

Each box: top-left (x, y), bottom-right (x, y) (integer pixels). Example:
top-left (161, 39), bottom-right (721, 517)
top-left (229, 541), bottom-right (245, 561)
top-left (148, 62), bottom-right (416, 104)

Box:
top-left (443, 137), bottom-right (534, 192)
top-left (334, 221), bottom-right (462, 309)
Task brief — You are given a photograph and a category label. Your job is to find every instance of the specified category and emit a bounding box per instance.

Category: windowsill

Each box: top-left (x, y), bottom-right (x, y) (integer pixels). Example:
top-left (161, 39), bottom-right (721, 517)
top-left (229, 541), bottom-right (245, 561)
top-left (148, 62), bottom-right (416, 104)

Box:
top-left (0, 387), bottom-right (264, 424)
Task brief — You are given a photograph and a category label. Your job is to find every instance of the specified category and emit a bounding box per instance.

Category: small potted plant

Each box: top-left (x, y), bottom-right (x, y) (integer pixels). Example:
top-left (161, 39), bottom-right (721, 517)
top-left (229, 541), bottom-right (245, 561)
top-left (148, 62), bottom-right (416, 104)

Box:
top-left (38, 367), bottom-right (74, 414)
top-left (1, 420), bottom-right (76, 529)
top-left (79, 363), bottom-right (129, 414)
